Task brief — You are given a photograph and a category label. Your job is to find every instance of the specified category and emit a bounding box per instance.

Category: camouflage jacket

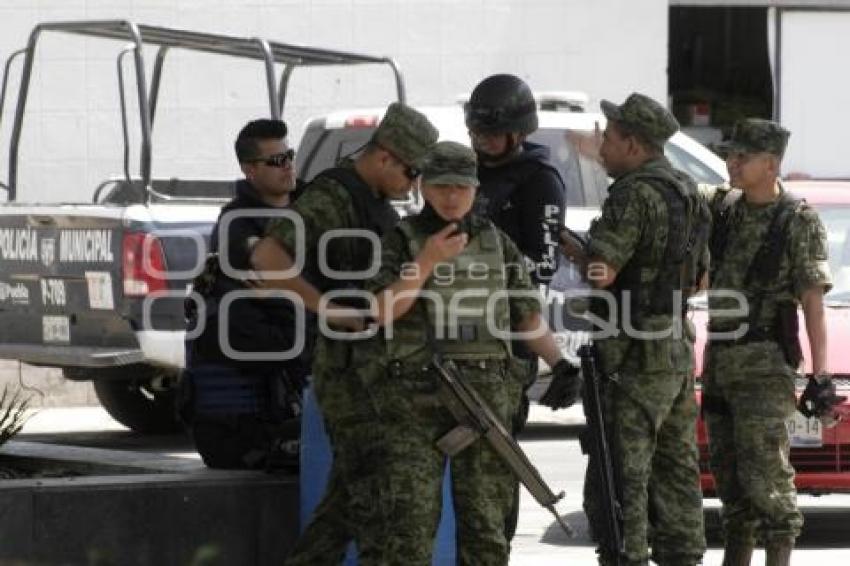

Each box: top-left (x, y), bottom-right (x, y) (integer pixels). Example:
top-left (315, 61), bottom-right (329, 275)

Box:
top-left (701, 182), bottom-right (832, 331)
top-left (265, 159), bottom-right (397, 293)
top-left (587, 156), bottom-right (700, 376)
top-left (264, 159), bottom-right (400, 384)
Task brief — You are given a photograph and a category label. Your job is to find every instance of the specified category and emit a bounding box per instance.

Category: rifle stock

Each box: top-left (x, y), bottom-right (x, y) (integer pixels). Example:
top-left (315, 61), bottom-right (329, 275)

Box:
top-left (578, 344), bottom-right (623, 563)
top-left (431, 355), bottom-right (574, 538)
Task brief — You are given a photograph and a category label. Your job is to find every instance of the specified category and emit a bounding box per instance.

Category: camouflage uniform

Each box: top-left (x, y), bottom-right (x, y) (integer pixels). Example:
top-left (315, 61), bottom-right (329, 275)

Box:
top-left (701, 119), bottom-right (832, 552)
top-left (586, 94), bottom-right (706, 566)
top-left (277, 103), bottom-right (438, 566)
top-left (347, 142), bottom-right (541, 565)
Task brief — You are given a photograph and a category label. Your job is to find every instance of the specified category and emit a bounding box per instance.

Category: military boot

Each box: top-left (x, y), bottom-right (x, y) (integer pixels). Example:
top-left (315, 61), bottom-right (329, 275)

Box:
top-left (765, 538), bottom-right (794, 566)
top-left (720, 540), bottom-right (753, 566)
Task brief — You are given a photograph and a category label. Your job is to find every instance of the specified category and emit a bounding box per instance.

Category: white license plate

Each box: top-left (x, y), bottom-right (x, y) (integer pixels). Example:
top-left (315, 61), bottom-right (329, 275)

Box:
top-left (787, 412), bottom-right (823, 448)
top-left (85, 271), bottom-right (114, 310)
top-left (42, 315), bottom-right (70, 343)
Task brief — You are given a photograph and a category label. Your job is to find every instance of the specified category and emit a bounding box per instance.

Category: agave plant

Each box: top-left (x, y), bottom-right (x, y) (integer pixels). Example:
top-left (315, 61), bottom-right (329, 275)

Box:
top-left (0, 385), bottom-right (31, 447)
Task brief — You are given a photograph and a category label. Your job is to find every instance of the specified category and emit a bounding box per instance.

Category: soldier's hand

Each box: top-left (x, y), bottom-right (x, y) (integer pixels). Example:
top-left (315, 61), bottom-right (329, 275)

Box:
top-left (420, 223), bottom-right (468, 266)
top-left (539, 360), bottom-right (582, 410)
top-left (559, 228), bottom-right (588, 264)
top-left (244, 270), bottom-right (264, 289)
top-left (323, 305), bottom-right (369, 332)
top-left (798, 373), bottom-right (847, 426)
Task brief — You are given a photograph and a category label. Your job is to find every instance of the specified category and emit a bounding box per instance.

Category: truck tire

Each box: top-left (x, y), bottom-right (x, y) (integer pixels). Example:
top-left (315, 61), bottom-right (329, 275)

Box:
top-left (81, 366), bottom-right (183, 434)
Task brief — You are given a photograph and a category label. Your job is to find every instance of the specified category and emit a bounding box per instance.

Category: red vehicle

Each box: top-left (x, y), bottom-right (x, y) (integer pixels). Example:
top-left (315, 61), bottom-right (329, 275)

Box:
top-left (692, 180), bottom-right (850, 495)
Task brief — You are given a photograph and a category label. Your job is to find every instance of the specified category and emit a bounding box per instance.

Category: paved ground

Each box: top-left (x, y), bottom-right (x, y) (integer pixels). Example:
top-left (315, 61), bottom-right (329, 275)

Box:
top-left (512, 428), bottom-right (850, 565)
top-left (11, 404), bottom-right (850, 565)
top-left (5, 362), bottom-right (850, 564)
top-left (0, 360), bottom-right (97, 408)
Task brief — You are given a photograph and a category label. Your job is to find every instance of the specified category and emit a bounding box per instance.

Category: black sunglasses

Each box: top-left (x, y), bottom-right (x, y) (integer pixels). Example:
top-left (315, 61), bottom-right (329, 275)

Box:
top-left (378, 145), bottom-right (421, 180)
top-left (401, 162), bottom-right (422, 181)
top-left (250, 149), bottom-right (295, 168)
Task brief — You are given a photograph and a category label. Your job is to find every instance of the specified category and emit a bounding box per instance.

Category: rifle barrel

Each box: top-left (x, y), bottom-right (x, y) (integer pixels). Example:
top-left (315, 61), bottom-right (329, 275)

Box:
top-left (547, 505), bottom-right (576, 537)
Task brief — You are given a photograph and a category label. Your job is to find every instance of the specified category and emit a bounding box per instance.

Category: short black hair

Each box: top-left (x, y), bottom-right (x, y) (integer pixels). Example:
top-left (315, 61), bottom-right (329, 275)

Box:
top-left (235, 119), bottom-right (288, 163)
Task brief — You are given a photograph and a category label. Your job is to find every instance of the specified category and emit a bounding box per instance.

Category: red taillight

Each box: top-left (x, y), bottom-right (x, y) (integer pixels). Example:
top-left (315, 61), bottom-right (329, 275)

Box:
top-left (122, 232), bottom-right (167, 296)
top-left (344, 115), bottom-right (378, 128)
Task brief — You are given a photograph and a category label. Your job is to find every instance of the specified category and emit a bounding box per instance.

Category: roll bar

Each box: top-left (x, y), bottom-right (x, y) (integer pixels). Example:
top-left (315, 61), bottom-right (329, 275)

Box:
top-left (1, 20), bottom-right (406, 201)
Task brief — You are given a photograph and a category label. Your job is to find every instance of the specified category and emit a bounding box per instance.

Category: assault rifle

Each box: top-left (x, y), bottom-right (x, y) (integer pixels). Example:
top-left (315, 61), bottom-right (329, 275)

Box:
top-left (430, 355), bottom-right (574, 538)
top-left (578, 344), bottom-right (623, 563)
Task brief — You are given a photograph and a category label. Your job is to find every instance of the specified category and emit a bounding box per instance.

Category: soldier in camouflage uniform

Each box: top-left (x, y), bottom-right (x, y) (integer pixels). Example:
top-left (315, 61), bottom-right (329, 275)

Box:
top-left (701, 119), bottom-right (832, 566)
top-left (346, 141), bottom-right (580, 565)
top-left (560, 93), bottom-right (708, 565)
top-left (250, 103), bottom-right (439, 565)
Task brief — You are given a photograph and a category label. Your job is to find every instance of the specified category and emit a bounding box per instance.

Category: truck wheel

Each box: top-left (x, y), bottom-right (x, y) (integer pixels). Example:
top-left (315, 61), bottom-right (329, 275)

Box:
top-left (87, 366), bottom-right (183, 434)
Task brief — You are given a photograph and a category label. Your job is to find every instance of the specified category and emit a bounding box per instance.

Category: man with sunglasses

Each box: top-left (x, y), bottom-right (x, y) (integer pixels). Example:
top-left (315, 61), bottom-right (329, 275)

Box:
top-left (465, 73), bottom-right (570, 542)
top-left (182, 118), bottom-right (308, 470)
top-left (250, 102), bottom-right (438, 564)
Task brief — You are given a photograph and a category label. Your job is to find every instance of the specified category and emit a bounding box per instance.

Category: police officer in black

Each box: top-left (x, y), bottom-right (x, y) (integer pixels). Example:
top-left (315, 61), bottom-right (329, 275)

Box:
top-left (182, 118), bottom-right (310, 469)
top-left (466, 75), bottom-right (566, 283)
top-left (465, 74), bottom-right (571, 541)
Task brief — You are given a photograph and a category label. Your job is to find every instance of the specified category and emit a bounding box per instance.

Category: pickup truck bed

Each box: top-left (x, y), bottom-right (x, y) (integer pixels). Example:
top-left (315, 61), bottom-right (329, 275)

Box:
top-left (0, 201), bottom-right (222, 431)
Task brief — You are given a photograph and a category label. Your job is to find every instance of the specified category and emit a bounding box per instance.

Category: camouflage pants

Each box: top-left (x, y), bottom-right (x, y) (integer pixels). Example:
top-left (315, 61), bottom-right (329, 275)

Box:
top-left (284, 446), bottom-right (356, 566)
top-left (342, 362), bottom-right (518, 566)
top-left (287, 359), bottom-right (519, 566)
top-left (285, 338), bottom-right (378, 566)
top-left (703, 342), bottom-right (804, 546)
top-left (589, 371), bottom-right (705, 566)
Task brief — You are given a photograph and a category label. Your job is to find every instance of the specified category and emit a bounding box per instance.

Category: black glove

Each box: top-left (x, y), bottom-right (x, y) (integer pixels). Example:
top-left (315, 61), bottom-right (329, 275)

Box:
top-left (798, 374), bottom-right (846, 418)
top-left (539, 360), bottom-right (582, 410)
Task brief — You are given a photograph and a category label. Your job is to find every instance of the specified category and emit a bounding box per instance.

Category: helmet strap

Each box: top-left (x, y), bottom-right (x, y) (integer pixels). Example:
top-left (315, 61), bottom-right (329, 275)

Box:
top-left (477, 132), bottom-right (524, 167)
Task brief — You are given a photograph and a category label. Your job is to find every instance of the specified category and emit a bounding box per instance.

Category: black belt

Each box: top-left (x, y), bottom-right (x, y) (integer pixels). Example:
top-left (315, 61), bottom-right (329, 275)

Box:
top-left (701, 393), bottom-right (731, 416)
top-left (388, 357), bottom-right (506, 377)
top-left (707, 324), bottom-right (777, 347)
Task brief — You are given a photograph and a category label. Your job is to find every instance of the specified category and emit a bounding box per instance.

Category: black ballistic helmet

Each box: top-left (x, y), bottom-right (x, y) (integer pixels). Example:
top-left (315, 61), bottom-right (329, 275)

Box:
top-left (464, 74), bottom-right (538, 135)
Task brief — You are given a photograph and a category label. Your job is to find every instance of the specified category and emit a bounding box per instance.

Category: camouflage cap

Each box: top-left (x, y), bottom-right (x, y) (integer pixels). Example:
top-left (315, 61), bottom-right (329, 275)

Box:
top-left (371, 102), bottom-right (439, 168)
top-left (600, 92), bottom-right (679, 145)
top-left (720, 118), bottom-right (790, 158)
top-left (421, 141), bottom-right (479, 187)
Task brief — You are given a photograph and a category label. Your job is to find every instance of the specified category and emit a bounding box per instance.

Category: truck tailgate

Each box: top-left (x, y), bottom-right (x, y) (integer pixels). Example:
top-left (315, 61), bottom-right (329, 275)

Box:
top-left (0, 204), bottom-right (217, 369)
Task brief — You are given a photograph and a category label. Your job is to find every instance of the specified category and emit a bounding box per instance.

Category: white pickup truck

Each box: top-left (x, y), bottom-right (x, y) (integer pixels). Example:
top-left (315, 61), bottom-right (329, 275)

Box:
top-left (0, 20), bottom-right (406, 433)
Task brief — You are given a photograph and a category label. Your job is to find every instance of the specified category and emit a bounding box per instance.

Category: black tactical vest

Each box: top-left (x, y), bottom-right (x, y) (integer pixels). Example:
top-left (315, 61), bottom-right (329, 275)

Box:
top-left (313, 166), bottom-right (400, 292)
top-left (610, 166), bottom-right (710, 320)
top-left (708, 189), bottom-right (802, 292)
top-left (474, 151), bottom-right (563, 245)
top-left (708, 188), bottom-right (805, 365)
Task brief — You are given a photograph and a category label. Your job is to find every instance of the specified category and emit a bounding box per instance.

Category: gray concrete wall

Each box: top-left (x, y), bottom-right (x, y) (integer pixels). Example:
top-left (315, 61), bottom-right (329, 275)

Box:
top-left (0, 361), bottom-right (96, 407)
top-left (0, 0), bottom-right (668, 204)
top-left (0, 470), bottom-right (300, 565)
